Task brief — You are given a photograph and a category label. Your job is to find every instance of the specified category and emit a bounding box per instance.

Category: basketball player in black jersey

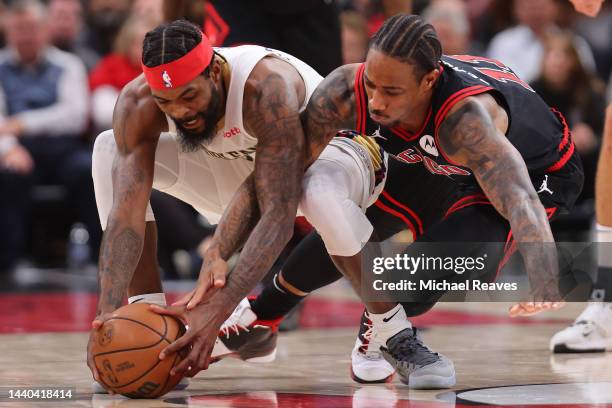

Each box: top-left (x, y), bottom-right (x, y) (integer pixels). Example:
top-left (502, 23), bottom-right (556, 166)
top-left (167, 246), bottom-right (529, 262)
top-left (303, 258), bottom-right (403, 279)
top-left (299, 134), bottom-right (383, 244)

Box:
top-left (165, 15), bottom-right (584, 388)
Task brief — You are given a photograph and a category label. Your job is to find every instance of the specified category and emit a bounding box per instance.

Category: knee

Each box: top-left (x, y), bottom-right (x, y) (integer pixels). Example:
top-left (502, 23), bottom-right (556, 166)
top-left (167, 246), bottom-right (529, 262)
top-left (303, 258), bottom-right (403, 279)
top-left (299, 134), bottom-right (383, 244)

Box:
top-left (300, 191), bottom-right (341, 230)
top-left (92, 130), bottom-right (117, 182)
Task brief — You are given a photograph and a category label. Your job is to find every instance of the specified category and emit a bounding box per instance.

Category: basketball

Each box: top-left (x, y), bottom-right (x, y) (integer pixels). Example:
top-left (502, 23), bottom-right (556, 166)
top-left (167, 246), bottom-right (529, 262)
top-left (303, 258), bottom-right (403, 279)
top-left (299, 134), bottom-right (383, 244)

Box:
top-left (90, 303), bottom-right (186, 398)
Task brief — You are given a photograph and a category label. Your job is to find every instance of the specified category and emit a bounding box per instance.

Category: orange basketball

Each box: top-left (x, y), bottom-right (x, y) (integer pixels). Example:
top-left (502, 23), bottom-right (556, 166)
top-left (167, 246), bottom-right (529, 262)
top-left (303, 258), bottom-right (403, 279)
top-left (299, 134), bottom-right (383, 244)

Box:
top-left (91, 303), bottom-right (186, 398)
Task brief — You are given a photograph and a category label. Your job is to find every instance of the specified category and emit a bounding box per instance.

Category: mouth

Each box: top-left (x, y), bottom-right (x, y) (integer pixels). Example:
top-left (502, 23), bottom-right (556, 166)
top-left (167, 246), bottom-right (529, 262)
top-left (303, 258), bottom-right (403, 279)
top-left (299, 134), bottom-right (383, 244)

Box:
top-left (180, 117), bottom-right (203, 130)
top-left (369, 113), bottom-right (388, 123)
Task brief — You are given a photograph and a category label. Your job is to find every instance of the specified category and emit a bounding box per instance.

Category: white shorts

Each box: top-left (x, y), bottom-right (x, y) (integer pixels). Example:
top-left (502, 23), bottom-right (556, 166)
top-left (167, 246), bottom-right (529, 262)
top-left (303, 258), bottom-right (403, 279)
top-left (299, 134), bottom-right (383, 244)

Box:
top-left (92, 130), bottom-right (252, 230)
top-left (93, 131), bottom-right (386, 258)
top-left (299, 138), bottom-right (387, 257)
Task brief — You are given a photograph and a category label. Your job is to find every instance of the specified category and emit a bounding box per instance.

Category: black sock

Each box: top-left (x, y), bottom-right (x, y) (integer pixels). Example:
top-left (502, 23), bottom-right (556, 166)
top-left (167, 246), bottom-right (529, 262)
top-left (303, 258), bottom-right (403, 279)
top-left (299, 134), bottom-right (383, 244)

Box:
top-left (251, 273), bottom-right (306, 320)
top-left (592, 266), bottom-right (612, 302)
top-left (252, 231), bottom-right (344, 320)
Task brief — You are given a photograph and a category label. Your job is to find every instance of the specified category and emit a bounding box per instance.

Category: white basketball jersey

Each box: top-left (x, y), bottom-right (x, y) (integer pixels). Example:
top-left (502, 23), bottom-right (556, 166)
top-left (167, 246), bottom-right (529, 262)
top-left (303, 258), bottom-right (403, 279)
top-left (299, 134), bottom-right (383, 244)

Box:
top-left (168, 45), bottom-right (323, 163)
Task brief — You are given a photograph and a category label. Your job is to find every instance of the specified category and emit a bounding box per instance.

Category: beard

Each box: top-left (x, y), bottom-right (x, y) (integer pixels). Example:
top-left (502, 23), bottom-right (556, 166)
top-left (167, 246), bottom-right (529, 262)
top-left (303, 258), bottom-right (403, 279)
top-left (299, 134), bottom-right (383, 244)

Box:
top-left (173, 83), bottom-right (223, 152)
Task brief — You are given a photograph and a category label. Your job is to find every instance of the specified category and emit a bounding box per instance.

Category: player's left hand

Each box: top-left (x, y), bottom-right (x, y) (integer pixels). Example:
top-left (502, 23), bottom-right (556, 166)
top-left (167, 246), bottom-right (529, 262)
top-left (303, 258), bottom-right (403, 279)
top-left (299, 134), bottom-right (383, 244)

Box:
top-left (173, 239), bottom-right (229, 310)
top-left (509, 301), bottom-right (565, 317)
top-left (150, 297), bottom-right (232, 377)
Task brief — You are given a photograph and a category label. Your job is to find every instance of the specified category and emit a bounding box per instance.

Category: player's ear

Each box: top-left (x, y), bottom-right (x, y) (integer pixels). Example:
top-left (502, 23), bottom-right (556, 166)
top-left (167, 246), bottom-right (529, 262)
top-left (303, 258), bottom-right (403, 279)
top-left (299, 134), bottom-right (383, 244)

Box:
top-left (209, 57), bottom-right (222, 82)
top-left (422, 68), bottom-right (440, 91)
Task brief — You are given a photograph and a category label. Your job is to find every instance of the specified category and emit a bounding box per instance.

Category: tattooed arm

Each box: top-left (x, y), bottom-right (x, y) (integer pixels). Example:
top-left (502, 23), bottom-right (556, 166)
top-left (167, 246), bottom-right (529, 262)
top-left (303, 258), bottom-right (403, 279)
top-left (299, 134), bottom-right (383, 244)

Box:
top-left (437, 94), bottom-right (562, 311)
top-left (96, 86), bottom-right (165, 315)
top-left (176, 65), bottom-right (357, 308)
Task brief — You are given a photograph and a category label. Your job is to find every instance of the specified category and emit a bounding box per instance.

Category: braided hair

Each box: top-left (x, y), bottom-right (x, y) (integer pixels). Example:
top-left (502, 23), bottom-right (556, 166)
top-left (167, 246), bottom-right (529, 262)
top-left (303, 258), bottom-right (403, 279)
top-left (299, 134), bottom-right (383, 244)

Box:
top-left (142, 19), bottom-right (210, 76)
top-left (370, 14), bottom-right (442, 80)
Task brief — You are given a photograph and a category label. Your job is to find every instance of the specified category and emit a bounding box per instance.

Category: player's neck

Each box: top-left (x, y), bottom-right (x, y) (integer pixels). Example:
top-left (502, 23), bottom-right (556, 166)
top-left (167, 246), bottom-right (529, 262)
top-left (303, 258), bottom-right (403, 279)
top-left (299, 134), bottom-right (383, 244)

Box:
top-left (396, 97), bottom-right (431, 133)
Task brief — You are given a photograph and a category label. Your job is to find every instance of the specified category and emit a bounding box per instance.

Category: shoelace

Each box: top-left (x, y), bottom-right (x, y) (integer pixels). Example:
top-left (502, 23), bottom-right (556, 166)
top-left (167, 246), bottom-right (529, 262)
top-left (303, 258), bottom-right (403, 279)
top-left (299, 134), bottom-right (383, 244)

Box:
top-left (219, 306), bottom-right (250, 339)
top-left (360, 321), bottom-right (382, 359)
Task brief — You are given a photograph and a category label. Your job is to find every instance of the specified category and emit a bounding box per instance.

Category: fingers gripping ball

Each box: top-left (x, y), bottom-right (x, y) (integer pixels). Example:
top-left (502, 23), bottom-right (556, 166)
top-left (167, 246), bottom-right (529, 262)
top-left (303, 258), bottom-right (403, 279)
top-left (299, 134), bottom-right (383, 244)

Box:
top-left (91, 303), bottom-right (186, 398)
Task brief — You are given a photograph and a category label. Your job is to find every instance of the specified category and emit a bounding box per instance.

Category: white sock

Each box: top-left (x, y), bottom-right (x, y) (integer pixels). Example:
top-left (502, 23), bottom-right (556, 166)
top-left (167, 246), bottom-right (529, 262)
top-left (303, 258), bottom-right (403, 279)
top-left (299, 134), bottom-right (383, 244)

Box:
top-left (368, 304), bottom-right (411, 344)
top-left (597, 224), bottom-right (612, 268)
top-left (128, 293), bottom-right (167, 306)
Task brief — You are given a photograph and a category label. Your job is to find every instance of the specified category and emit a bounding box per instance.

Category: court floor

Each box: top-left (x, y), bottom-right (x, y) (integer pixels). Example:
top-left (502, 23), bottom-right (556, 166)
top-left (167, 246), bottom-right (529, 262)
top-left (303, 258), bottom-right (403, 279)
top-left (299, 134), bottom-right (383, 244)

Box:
top-left (1, 277), bottom-right (612, 408)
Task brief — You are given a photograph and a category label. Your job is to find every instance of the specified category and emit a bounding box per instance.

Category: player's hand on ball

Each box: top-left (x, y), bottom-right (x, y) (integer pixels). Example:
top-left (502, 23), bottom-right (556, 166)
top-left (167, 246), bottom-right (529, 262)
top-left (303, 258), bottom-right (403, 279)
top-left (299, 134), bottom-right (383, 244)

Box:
top-left (87, 313), bottom-right (115, 393)
top-left (151, 299), bottom-right (229, 377)
top-left (509, 301), bottom-right (565, 317)
top-left (173, 242), bottom-right (229, 310)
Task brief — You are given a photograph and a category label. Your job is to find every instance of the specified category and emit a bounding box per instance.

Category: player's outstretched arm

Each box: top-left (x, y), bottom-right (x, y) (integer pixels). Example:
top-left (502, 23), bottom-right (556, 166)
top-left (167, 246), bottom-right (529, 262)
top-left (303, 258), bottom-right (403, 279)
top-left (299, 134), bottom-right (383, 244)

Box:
top-left (88, 90), bottom-right (164, 383)
top-left (438, 95), bottom-right (563, 316)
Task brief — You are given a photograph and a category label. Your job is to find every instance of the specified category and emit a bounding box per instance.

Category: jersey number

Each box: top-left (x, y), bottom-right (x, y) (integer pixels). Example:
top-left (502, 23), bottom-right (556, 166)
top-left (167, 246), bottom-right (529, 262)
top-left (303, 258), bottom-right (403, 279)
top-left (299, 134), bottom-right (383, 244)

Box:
top-left (449, 55), bottom-right (535, 93)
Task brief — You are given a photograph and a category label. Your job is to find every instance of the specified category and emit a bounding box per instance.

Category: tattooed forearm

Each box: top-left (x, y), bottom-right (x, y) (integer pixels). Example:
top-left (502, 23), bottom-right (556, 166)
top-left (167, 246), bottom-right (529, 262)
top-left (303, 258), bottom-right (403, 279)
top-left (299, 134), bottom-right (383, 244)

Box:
top-left (302, 65), bottom-right (356, 164)
top-left (215, 69), bottom-right (305, 307)
top-left (439, 98), bottom-right (559, 299)
top-left (96, 139), bottom-right (155, 314)
top-left (98, 226), bottom-right (143, 313)
top-left (211, 175), bottom-right (261, 260)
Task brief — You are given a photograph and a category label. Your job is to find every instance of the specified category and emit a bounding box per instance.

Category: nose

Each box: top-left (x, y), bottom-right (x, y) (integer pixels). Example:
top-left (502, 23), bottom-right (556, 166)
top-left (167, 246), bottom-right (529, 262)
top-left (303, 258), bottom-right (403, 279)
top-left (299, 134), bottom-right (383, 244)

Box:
top-left (168, 104), bottom-right (194, 121)
top-left (368, 90), bottom-right (387, 113)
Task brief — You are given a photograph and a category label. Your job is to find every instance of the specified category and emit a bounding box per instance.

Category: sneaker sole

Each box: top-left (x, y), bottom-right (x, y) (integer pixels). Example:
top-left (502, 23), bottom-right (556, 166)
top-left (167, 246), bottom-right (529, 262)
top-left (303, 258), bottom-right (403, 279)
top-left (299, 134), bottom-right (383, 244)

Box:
top-left (552, 343), bottom-right (607, 353)
top-left (350, 366), bottom-right (394, 384)
top-left (406, 373), bottom-right (456, 390)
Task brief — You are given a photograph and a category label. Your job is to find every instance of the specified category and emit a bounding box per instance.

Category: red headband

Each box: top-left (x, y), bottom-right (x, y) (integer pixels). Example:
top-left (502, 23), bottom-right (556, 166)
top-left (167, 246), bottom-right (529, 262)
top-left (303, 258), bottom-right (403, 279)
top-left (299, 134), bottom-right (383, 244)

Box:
top-left (142, 35), bottom-right (214, 90)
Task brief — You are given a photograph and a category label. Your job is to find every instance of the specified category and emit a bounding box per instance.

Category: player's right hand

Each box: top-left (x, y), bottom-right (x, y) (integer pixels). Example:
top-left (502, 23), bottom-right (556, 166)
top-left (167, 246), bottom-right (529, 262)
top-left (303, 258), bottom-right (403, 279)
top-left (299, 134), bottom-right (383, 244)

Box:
top-left (569, 0), bottom-right (605, 17)
top-left (87, 313), bottom-right (115, 394)
top-left (173, 241), bottom-right (229, 310)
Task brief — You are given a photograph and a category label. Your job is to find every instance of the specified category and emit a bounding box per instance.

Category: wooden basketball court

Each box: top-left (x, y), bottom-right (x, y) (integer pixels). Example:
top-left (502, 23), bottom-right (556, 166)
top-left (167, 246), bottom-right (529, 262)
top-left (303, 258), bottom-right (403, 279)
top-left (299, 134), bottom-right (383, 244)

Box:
top-left (1, 279), bottom-right (612, 408)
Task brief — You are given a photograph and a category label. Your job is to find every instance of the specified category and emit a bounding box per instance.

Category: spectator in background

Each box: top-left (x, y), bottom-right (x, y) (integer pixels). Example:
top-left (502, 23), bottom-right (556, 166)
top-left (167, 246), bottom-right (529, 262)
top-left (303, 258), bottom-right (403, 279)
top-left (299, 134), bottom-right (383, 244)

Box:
top-left (0, 0), bottom-right (98, 273)
top-left (47, 0), bottom-right (99, 72)
top-left (531, 30), bottom-right (607, 202)
top-left (81, 0), bottom-right (131, 59)
top-left (487, 0), bottom-right (596, 84)
top-left (422, 0), bottom-right (471, 55)
top-left (340, 11), bottom-right (368, 64)
top-left (89, 16), bottom-right (157, 133)
top-left (132, 0), bottom-right (163, 22)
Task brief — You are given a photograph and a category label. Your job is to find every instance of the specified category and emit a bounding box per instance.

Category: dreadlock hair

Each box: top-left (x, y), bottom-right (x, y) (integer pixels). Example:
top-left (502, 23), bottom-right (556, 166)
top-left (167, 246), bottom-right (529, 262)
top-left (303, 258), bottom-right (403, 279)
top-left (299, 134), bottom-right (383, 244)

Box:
top-left (370, 14), bottom-right (442, 80)
top-left (142, 19), bottom-right (211, 76)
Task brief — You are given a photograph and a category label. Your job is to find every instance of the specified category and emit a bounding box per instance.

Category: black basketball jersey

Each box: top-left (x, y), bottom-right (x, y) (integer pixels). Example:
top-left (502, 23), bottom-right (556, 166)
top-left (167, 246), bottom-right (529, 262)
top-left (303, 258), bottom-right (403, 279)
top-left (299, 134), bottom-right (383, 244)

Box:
top-left (353, 55), bottom-right (574, 184)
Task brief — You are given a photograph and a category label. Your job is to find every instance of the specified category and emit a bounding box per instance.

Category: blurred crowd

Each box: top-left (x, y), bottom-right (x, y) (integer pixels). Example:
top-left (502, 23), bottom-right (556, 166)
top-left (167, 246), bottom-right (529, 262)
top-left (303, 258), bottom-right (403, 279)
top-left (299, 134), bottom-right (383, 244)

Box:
top-left (0, 0), bottom-right (610, 278)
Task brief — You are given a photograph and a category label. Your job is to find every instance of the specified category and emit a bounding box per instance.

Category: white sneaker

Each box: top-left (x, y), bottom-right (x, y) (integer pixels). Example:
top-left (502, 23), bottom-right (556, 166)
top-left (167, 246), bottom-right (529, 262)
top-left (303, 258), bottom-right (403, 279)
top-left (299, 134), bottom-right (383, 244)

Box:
top-left (211, 298), bottom-right (278, 363)
top-left (350, 310), bottom-right (395, 383)
top-left (550, 302), bottom-right (612, 353)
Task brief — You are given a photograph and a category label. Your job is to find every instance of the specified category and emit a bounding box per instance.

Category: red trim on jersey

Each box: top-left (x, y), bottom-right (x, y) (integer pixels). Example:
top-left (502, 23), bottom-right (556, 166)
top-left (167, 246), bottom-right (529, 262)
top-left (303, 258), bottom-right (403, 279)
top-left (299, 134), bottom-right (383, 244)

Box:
top-left (390, 107), bottom-right (433, 142)
top-left (444, 193), bottom-right (490, 219)
top-left (374, 200), bottom-right (417, 238)
top-left (380, 191), bottom-right (424, 234)
top-left (433, 86), bottom-right (494, 167)
top-left (434, 85), bottom-right (492, 128)
top-left (544, 108), bottom-right (575, 173)
top-left (546, 141), bottom-right (575, 173)
top-left (354, 64), bottom-right (367, 133)
top-left (552, 108), bottom-right (571, 152)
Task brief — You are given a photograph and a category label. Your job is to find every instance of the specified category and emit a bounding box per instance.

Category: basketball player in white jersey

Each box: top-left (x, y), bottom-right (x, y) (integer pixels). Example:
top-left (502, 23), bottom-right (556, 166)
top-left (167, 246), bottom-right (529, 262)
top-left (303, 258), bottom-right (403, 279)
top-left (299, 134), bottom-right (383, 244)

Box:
top-left (87, 19), bottom-right (386, 388)
top-left (550, 0), bottom-right (612, 353)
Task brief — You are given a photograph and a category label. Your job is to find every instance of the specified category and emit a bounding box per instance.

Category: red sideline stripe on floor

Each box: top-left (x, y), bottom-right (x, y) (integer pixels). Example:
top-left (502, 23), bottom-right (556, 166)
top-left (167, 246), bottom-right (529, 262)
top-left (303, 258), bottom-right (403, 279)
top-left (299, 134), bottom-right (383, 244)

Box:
top-left (0, 293), bottom-right (568, 334)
